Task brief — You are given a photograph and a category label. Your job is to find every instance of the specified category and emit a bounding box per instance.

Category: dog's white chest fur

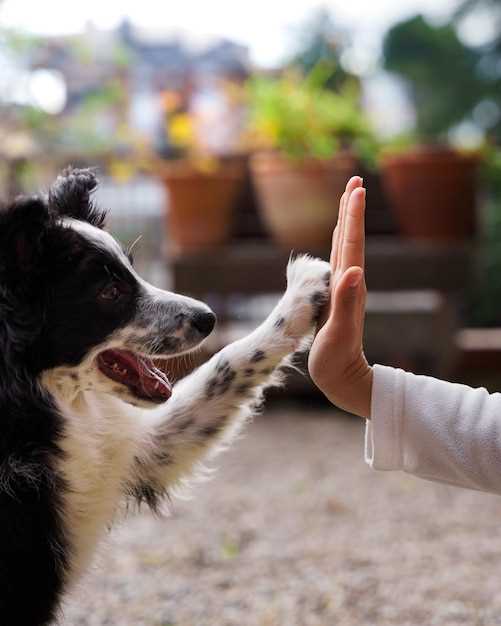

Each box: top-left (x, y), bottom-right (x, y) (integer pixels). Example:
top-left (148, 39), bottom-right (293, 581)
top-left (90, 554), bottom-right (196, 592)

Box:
top-left (53, 389), bottom-right (147, 583)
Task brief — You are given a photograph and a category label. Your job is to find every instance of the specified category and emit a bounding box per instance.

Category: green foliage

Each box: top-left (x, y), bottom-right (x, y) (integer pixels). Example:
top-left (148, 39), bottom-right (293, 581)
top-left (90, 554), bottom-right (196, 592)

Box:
top-left (454, 0), bottom-right (501, 141)
top-left (383, 14), bottom-right (489, 139)
top-left (247, 63), bottom-right (374, 161)
top-left (288, 7), bottom-right (350, 91)
top-left (79, 79), bottom-right (125, 114)
top-left (18, 105), bottom-right (52, 132)
top-left (378, 132), bottom-right (422, 155)
top-left (112, 42), bottom-right (132, 68)
top-left (69, 38), bottom-right (95, 66)
top-left (466, 145), bottom-right (501, 326)
top-left (2, 28), bottom-right (41, 56)
top-left (382, 7), bottom-right (501, 326)
top-left (481, 143), bottom-right (501, 194)
top-left (432, 2), bottom-right (501, 324)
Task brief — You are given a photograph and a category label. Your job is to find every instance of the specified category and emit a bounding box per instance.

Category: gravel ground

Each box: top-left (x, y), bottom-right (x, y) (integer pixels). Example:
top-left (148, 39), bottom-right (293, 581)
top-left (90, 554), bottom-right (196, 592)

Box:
top-left (62, 409), bottom-right (501, 626)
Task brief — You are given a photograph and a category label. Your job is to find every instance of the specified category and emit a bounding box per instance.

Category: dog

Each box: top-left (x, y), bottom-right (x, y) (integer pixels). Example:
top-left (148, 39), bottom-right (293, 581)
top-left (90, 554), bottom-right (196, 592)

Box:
top-left (0, 168), bottom-right (331, 625)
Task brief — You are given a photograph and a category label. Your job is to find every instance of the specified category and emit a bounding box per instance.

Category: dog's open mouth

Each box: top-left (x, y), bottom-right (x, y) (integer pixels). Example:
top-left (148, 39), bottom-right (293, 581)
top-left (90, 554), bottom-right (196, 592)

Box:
top-left (97, 349), bottom-right (172, 403)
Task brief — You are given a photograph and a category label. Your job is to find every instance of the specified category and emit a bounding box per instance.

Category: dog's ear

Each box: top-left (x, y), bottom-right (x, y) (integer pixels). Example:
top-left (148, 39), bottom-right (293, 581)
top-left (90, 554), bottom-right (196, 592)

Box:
top-left (0, 196), bottom-right (52, 279)
top-left (48, 167), bottom-right (107, 228)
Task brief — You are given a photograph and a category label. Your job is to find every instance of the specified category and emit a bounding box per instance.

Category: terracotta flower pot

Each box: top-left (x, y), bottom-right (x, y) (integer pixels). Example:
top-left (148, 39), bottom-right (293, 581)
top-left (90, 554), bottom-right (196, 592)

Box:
top-left (159, 160), bottom-right (245, 254)
top-left (381, 147), bottom-right (479, 241)
top-left (250, 152), bottom-right (357, 250)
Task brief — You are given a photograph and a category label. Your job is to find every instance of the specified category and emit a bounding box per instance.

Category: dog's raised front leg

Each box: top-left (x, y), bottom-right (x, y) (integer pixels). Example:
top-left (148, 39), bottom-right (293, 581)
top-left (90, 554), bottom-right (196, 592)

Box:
top-left (128, 256), bottom-right (330, 510)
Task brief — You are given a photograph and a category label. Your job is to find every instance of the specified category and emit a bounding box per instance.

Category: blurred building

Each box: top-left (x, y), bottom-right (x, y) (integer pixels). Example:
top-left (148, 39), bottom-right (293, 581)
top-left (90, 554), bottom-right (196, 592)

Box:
top-left (24, 20), bottom-right (250, 149)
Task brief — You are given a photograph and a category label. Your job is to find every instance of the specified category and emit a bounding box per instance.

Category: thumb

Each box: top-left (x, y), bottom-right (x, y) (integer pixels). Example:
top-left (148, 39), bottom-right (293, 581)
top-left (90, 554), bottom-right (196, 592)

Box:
top-left (326, 266), bottom-right (364, 331)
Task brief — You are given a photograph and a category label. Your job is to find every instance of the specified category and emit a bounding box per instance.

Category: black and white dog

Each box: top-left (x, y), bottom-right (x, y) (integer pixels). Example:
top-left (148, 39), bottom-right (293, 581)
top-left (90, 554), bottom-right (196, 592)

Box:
top-left (0, 168), bottom-right (330, 625)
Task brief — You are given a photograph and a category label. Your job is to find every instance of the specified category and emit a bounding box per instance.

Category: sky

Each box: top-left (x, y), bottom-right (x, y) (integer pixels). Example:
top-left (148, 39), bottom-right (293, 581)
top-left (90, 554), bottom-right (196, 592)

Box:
top-left (0, 0), bottom-right (459, 67)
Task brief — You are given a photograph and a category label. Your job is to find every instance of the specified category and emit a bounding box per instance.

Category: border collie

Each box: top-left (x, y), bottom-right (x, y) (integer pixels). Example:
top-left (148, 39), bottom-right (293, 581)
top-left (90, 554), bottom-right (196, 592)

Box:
top-left (0, 168), bottom-right (330, 625)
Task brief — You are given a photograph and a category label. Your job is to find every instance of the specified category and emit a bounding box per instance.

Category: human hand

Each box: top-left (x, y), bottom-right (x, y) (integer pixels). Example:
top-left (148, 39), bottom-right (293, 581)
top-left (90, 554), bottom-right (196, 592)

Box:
top-left (308, 176), bottom-right (373, 418)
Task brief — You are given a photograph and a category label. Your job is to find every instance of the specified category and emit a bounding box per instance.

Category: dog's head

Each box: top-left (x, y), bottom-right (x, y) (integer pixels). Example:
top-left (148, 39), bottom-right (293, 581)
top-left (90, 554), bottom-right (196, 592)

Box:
top-left (0, 167), bottom-right (215, 407)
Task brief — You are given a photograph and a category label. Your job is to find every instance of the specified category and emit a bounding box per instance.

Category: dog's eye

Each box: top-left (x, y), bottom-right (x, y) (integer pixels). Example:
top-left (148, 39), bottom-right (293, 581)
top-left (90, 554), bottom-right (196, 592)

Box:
top-left (99, 283), bottom-right (122, 301)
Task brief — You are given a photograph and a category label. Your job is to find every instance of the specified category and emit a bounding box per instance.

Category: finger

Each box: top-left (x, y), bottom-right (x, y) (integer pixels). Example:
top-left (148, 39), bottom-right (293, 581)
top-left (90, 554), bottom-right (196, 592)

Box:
top-left (329, 222), bottom-right (340, 268)
top-left (331, 177), bottom-right (363, 274)
top-left (326, 266), bottom-right (364, 338)
top-left (330, 193), bottom-right (344, 269)
top-left (355, 276), bottom-right (367, 336)
top-left (340, 186), bottom-right (366, 273)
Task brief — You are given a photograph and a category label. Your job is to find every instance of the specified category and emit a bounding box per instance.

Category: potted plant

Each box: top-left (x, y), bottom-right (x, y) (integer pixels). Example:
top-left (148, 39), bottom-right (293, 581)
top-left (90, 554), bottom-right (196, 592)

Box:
top-left (156, 89), bottom-right (246, 255)
top-left (379, 15), bottom-right (482, 241)
top-left (156, 155), bottom-right (244, 255)
top-left (246, 66), bottom-right (373, 249)
top-left (380, 139), bottom-right (479, 241)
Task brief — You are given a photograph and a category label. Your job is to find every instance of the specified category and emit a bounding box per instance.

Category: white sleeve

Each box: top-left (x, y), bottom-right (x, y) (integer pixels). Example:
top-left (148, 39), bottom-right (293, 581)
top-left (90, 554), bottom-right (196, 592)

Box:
top-left (365, 364), bottom-right (501, 493)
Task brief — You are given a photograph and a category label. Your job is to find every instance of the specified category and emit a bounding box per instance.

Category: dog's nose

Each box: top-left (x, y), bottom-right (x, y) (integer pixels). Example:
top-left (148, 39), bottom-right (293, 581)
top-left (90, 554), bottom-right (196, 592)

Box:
top-left (191, 310), bottom-right (216, 336)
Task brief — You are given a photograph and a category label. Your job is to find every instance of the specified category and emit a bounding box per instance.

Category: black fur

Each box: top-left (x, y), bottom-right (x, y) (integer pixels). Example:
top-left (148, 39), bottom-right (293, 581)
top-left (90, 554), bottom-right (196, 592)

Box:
top-left (126, 479), bottom-right (168, 515)
top-left (0, 168), bottom-right (141, 624)
top-left (250, 349), bottom-right (266, 363)
top-left (48, 167), bottom-right (106, 228)
top-left (274, 316), bottom-right (285, 328)
top-left (205, 362), bottom-right (237, 399)
top-left (0, 165), bottom-right (306, 625)
top-left (0, 387), bottom-right (68, 626)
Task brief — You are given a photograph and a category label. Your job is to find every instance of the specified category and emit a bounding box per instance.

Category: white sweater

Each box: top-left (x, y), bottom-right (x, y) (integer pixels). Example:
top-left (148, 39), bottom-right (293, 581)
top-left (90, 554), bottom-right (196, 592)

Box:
top-left (366, 364), bottom-right (501, 494)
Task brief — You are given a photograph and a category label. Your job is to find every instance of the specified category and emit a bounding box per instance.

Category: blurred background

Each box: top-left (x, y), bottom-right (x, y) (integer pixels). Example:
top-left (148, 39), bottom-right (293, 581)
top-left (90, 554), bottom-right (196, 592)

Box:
top-left (3, 1), bottom-right (501, 624)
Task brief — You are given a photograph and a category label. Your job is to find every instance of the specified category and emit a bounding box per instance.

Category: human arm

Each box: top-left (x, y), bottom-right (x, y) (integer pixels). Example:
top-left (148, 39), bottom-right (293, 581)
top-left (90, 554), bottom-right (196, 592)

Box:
top-left (368, 365), bottom-right (501, 493)
top-left (309, 177), bottom-right (501, 495)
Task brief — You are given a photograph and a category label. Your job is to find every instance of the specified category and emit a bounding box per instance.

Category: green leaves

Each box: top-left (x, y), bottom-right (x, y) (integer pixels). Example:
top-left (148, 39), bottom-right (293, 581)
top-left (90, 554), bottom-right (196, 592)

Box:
top-left (383, 14), bottom-right (492, 139)
top-left (247, 66), bottom-right (373, 162)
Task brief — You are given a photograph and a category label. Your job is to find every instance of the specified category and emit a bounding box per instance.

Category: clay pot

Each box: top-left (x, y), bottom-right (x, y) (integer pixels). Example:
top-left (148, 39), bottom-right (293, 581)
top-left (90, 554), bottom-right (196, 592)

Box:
top-left (249, 152), bottom-right (357, 250)
top-left (159, 159), bottom-right (245, 254)
top-left (381, 147), bottom-right (479, 241)
top-left (220, 153), bottom-right (266, 240)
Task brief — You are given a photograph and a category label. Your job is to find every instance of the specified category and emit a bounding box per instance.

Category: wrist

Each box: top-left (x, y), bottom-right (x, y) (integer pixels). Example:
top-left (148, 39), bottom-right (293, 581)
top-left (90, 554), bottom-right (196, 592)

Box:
top-left (324, 363), bottom-right (373, 419)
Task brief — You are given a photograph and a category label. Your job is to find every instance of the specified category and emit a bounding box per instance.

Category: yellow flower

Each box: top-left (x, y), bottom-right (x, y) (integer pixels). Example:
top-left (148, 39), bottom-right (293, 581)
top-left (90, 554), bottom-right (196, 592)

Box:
top-left (169, 113), bottom-right (195, 147)
top-left (258, 118), bottom-right (279, 143)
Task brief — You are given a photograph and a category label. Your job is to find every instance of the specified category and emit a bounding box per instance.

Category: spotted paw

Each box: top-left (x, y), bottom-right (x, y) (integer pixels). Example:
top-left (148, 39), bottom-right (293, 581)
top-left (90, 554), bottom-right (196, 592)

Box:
top-left (276, 255), bottom-right (331, 341)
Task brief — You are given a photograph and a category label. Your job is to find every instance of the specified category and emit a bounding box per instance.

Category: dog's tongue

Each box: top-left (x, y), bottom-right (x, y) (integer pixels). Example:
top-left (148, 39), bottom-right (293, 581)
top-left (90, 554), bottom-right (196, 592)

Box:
top-left (97, 349), bottom-right (172, 403)
top-left (122, 351), bottom-right (172, 401)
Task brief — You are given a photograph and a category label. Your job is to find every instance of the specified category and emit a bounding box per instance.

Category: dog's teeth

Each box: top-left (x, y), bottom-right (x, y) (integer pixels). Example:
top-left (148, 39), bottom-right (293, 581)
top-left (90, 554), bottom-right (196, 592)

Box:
top-left (154, 382), bottom-right (160, 390)
top-left (112, 364), bottom-right (119, 371)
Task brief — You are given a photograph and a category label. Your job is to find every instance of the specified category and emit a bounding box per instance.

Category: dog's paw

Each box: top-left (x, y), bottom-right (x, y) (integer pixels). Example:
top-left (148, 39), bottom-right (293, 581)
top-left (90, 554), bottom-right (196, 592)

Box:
top-left (276, 255), bottom-right (331, 341)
